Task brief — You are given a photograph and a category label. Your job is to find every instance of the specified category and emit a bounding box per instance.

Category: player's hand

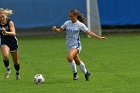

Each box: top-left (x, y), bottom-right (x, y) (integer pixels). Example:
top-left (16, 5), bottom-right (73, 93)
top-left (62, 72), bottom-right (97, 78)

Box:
top-left (2, 27), bottom-right (6, 33)
top-left (52, 26), bottom-right (57, 31)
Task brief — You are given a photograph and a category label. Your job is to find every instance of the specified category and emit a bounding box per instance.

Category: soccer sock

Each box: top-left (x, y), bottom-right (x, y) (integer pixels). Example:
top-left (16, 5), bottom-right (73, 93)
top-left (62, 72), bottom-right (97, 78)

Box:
top-left (14, 64), bottom-right (20, 75)
top-left (79, 61), bottom-right (87, 74)
top-left (70, 60), bottom-right (77, 73)
top-left (3, 60), bottom-right (10, 71)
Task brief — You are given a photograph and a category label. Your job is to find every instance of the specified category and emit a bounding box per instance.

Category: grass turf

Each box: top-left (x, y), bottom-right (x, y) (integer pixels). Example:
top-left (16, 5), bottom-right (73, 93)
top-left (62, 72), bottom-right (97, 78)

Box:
top-left (0, 33), bottom-right (140, 93)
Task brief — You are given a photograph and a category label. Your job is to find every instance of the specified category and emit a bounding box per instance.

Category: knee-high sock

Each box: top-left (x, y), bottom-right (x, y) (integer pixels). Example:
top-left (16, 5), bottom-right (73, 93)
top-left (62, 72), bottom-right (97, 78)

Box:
top-left (79, 61), bottom-right (87, 74)
top-left (70, 60), bottom-right (77, 73)
top-left (14, 64), bottom-right (20, 74)
top-left (3, 60), bottom-right (10, 71)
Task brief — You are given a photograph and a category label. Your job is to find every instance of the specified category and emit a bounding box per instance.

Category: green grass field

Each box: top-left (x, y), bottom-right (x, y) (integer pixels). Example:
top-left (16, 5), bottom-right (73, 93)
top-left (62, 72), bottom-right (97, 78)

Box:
top-left (0, 33), bottom-right (140, 93)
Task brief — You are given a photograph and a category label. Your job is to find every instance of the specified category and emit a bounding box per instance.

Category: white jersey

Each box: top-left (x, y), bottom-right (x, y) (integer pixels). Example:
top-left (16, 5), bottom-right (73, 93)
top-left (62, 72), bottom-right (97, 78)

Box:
top-left (61, 20), bottom-right (89, 47)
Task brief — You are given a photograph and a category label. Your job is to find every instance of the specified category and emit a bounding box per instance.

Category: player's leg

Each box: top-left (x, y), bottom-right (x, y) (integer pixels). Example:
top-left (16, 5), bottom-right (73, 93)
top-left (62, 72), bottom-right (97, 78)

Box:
top-left (74, 55), bottom-right (87, 74)
top-left (74, 55), bottom-right (90, 81)
top-left (67, 48), bottom-right (79, 80)
top-left (11, 50), bottom-right (20, 80)
top-left (1, 45), bottom-right (11, 79)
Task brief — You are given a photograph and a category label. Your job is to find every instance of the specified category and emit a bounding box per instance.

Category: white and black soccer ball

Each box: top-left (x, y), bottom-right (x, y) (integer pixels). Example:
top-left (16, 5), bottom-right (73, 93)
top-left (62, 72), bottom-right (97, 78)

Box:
top-left (34, 74), bottom-right (45, 84)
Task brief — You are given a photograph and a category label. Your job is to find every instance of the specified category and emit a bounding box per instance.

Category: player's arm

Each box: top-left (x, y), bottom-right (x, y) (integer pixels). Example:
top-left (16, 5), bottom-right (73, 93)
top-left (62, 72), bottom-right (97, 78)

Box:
top-left (81, 23), bottom-right (106, 40)
top-left (2, 21), bottom-right (16, 36)
top-left (52, 26), bottom-right (64, 32)
top-left (86, 31), bottom-right (107, 40)
top-left (52, 21), bottom-right (68, 32)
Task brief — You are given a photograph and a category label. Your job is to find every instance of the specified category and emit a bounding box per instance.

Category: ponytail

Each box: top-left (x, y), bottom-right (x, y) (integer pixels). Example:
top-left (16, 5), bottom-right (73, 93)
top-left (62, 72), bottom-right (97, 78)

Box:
top-left (4, 9), bottom-right (13, 16)
top-left (0, 8), bottom-right (13, 16)
top-left (69, 9), bottom-right (85, 23)
top-left (77, 12), bottom-right (85, 23)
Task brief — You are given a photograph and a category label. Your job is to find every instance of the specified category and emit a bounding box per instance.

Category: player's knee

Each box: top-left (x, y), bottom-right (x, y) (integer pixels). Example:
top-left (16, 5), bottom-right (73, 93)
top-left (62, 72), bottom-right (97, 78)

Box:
top-left (3, 55), bottom-right (9, 60)
top-left (74, 58), bottom-right (81, 65)
top-left (74, 56), bottom-right (78, 61)
top-left (67, 56), bottom-right (73, 62)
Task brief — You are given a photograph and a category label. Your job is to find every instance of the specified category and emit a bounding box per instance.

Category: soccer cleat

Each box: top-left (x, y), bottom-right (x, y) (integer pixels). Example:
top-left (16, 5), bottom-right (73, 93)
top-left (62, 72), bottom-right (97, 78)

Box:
top-left (73, 72), bottom-right (78, 80)
top-left (16, 73), bottom-right (20, 80)
top-left (5, 70), bottom-right (11, 79)
top-left (85, 71), bottom-right (90, 81)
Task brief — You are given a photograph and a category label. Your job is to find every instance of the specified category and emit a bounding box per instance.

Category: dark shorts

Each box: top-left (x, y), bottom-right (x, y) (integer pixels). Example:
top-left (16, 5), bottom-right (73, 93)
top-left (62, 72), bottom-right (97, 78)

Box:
top-left (1, 42), bottom-right (18, 52)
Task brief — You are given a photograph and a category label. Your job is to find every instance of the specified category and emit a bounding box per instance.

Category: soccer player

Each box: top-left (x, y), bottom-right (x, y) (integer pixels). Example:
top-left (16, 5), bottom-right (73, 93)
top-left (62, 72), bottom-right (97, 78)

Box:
top-left (52, 9), bottom-right (106, 81)
top-left (0, 8), bottom-right (20, 80)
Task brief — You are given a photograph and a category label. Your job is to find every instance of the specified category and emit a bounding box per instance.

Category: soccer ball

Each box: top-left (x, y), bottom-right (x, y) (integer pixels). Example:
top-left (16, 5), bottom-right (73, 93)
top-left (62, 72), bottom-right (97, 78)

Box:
top-left (34, 74), bottom-right (45, 84)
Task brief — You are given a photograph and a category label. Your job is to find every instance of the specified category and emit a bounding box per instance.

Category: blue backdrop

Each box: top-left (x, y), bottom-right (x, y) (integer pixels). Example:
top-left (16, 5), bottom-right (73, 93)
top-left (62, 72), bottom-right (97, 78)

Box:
top-left (0, 0), bottom-right (140, 28)
top-left (98, 0), bottom-right (140, 25)
top-left (0, 0), bottom-right (86, 28)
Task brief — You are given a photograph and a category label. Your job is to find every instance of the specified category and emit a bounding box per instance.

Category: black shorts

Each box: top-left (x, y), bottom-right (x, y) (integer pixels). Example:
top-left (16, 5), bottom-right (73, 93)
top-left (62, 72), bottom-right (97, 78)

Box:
top-left (1, 42), bottom-right (18, 52)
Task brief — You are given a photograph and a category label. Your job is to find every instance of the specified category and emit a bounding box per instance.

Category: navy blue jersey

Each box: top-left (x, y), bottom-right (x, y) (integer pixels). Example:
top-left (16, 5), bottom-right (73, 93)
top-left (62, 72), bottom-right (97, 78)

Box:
top-left (0, 18), bottom-right (18, 45)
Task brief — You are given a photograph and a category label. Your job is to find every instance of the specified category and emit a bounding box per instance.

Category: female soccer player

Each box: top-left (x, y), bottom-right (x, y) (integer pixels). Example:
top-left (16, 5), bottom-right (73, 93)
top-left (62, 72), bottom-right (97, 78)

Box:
top-left (52, 9), bottom-right (106, 81)
top-left (0, 8), bottom-right (20, 80)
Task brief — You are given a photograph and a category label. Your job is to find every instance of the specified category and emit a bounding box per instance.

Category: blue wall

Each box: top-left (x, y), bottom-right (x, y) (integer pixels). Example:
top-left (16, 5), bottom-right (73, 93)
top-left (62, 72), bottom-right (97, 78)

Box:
top-left (0, 0), bottom-right (86, 28)
top-left (0, 0), bottom-right (140, 28)
top-left (98, 0), bottom-right (140, 25)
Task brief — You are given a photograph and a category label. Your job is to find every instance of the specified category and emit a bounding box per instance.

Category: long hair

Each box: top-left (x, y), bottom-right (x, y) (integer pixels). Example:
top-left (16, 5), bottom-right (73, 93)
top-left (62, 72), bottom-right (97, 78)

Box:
top-left (0, 8), bottom-right (13, 16)
top-left (69, 9), bottom-right (85, 23)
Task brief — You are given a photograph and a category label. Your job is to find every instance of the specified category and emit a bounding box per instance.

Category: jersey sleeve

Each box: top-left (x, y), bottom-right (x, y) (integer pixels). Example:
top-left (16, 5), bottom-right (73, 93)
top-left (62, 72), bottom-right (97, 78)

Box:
top-left (80, 23), bottom-right (89, 32)
top-left (61, 21), bottom-right (69, 29)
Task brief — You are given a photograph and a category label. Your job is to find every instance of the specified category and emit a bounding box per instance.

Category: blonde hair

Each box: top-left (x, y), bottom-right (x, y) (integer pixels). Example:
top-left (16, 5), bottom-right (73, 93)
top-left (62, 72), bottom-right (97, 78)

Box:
top-left (0, 8), bottom-right (13, 16)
